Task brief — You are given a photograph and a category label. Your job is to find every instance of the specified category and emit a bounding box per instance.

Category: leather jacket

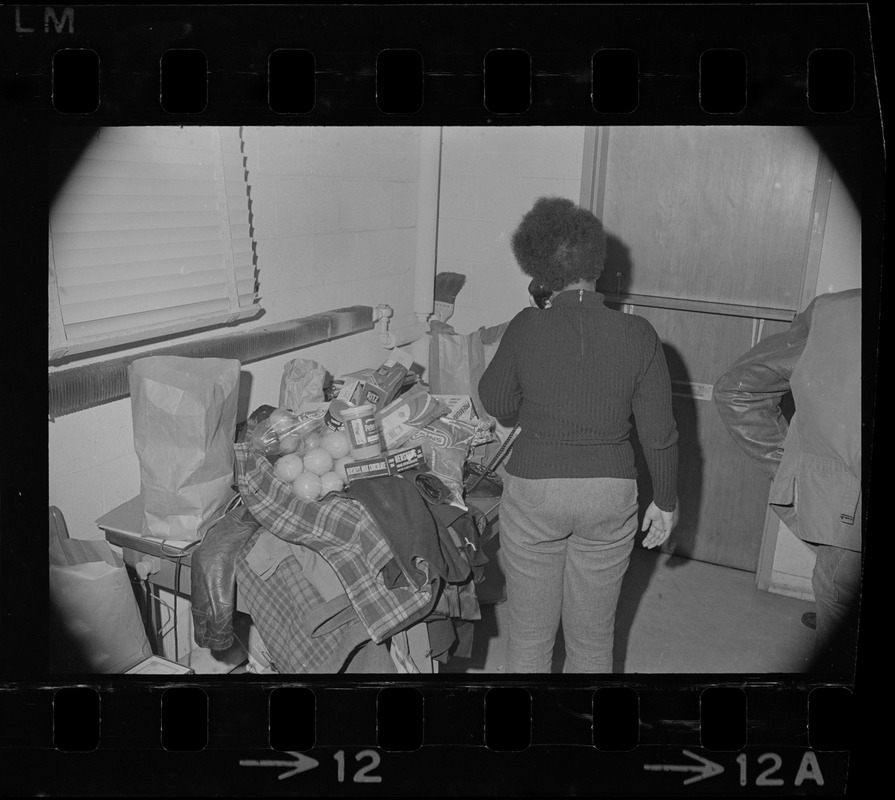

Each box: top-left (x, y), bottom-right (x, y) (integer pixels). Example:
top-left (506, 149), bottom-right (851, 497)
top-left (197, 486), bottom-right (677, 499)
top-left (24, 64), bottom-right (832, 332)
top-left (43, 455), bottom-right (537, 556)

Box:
top-left (190, 504), bottom-right (260, 650)
top-left (713, 290), bottom-right (862, 551)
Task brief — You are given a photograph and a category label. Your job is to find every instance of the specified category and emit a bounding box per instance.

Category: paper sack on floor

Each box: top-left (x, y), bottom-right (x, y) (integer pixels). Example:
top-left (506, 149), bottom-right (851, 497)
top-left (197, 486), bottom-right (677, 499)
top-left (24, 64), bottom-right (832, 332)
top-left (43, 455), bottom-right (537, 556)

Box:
top-left (49, 506), bottom-right (152, 674)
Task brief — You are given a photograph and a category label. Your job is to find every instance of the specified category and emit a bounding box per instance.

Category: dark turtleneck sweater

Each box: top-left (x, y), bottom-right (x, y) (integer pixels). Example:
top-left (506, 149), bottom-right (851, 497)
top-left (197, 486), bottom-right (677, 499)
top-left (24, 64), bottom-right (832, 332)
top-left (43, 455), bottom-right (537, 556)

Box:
top-left (478, 289), bottom-right (678, 511)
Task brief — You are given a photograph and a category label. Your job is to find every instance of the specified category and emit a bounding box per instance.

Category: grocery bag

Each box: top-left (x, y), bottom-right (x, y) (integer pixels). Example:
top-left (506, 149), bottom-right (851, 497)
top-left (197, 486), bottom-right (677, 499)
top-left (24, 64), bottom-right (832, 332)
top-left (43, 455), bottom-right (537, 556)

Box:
top-left (129, 356), bottom-right (241, 541)
top-left (49, 506), bottom-right (152, 674)
top-left (427, 319), bottom-right (510, 424)
top-left (279, 358), bottom-right (327, 412)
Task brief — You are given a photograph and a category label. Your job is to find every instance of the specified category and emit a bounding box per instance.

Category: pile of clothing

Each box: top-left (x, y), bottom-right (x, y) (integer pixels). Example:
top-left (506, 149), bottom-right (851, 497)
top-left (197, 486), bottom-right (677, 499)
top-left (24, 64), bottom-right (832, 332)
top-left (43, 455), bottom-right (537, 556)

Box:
top-left (190, 442), bottom-right (490, 673)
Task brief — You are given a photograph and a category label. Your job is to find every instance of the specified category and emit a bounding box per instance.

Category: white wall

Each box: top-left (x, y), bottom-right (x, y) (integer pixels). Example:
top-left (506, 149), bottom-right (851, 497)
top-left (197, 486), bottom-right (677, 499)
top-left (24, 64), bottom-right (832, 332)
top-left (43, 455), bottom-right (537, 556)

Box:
top-left (48, 126), bottom-right (422, 543)
top-left (436, 127), bottom-right (587, 333)
top-left (815, 165), bottom-right (862, 295)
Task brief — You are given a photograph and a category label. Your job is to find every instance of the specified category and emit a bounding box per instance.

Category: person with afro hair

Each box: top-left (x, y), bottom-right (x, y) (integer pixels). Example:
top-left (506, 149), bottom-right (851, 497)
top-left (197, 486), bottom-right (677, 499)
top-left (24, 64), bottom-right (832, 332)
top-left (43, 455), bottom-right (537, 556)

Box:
top-left (513, 196), bottom-right (607, 299)
top-left (478, 196), bottom-right (680, 673)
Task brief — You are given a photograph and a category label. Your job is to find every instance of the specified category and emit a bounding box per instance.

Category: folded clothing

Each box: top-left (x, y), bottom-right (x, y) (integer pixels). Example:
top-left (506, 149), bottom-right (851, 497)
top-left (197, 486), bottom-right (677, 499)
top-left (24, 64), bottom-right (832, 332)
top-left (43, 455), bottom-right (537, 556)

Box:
top-left (427, 618), bottom-right (476, 663)
top-left (235, 442), bottom-right (436, 645)
top-left (245, 530), bottom-right (344, 602)
top-left (346, 473), bottom-right (470, 590)
top-left (236, 527), bottom-right (369, 673)
top-left (245, 530), bottom-right (360, 638)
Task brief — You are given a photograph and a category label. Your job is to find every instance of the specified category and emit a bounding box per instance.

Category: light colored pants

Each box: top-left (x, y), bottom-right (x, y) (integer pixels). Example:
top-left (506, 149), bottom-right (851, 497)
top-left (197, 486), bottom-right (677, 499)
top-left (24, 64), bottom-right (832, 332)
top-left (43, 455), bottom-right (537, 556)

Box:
top-left (499, 474), bottom-right (638, 673)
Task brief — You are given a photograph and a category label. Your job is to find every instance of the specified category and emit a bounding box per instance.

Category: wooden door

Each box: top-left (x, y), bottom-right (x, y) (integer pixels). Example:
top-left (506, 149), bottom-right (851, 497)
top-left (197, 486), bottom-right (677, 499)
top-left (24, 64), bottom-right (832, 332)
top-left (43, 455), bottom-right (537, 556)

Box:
top-left (584, 126), bottom-right (826, 572)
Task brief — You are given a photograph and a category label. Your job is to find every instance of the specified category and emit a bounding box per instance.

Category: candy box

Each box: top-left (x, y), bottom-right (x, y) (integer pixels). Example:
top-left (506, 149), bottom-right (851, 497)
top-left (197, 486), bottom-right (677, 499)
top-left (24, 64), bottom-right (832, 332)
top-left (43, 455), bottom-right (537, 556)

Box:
top-left (343, 445), bottom-right (426, 482)
top-left (431, 394), bottom-right (477, 422)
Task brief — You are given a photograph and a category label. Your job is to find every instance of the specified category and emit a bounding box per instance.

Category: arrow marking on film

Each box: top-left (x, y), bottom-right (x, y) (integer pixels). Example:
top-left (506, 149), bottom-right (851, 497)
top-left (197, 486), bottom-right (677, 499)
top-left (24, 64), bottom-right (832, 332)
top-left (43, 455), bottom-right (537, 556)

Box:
top-left (643, 749), bottom-right (725, 785)
top-left (239, 751), bottom-right (320, 780)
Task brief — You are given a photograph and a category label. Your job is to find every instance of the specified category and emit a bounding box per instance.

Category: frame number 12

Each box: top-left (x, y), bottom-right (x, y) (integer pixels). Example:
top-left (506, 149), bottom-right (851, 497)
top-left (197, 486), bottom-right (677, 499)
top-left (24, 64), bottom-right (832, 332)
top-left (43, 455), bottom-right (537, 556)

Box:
top-left (334, 750), bottom-right (383, 784)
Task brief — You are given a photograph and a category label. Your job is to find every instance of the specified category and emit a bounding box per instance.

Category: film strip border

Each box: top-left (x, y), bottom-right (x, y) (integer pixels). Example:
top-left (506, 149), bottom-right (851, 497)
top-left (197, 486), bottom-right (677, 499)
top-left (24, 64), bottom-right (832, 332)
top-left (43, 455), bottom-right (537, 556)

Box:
top-left (2, 4), bottom-right (880, 124)
top-left (2, 4), bottom-right (880, 795)
top-left (3, 682), bottom-right (854, 794)
top-left (45, 43), bottom-right (861, 118)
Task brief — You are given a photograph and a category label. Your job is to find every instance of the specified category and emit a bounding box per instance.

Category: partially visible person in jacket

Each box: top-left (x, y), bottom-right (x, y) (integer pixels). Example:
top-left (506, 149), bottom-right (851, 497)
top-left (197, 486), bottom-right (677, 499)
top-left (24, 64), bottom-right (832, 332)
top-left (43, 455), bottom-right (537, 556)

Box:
top-left (478, 196), bottom-right (680, 674)
top-left (714, 289), bottom-right (862, 676)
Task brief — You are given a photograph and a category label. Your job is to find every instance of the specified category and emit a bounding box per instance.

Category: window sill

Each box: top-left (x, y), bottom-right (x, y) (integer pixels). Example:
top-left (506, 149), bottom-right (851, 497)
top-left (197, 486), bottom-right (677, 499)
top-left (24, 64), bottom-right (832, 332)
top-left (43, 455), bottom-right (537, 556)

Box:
top-left (48, 306), bottom-right (374, 419)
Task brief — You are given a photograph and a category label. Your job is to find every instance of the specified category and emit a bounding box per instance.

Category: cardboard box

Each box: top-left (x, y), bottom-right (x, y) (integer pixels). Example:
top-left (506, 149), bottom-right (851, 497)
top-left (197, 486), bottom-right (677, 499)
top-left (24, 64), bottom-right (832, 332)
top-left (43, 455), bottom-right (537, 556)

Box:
top-left (362, 358), bottom-right (410, 410)
top-left (344, 446), bottom-right (426, 482)
top-left (125, 655), bottom-right (195, 675)
top-left (334, 378), bottom-right (366, 406)
top-left (360, 381), bottom-right (392, 411)
top-left (332, 368), bottom-right (419, 404)
top-left (337, 365), bottom-right (418, 386)
top-left (431, 394), bottom-right (477, 422)
top-left (295, 401), bottom-right (330, 416)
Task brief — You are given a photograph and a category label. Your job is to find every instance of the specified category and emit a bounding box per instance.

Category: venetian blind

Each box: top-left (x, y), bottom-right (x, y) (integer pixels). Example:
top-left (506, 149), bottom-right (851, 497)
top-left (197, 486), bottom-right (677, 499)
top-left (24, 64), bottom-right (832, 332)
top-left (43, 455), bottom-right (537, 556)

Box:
top-left (48, 126), bottom-right (259, 361)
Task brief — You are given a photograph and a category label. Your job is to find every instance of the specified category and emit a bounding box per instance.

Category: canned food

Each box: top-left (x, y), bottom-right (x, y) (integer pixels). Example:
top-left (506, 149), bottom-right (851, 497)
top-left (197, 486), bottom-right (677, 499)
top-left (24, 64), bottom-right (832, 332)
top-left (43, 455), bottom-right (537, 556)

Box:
top-left (324, 399), bottom-right (351, 432)
top-left (339, 403), bottom-right (382, 460)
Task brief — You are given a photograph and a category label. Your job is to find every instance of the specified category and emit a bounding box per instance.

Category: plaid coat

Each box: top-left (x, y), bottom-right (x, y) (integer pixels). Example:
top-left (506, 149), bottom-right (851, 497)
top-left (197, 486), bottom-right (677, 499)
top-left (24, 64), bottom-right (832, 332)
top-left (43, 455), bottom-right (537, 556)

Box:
top-left (234, 443), bottom-right (436, 645)
top-left (234, 527), bottom-right (373, 673)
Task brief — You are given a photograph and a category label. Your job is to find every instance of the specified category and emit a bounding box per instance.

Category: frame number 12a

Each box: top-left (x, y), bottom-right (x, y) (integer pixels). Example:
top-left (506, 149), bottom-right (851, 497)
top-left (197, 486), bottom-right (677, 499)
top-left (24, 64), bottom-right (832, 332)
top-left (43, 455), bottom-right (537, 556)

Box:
top-left (737, 751), bottom-right (824, 788)
top-left (645, 749), bottom-right (826, 788)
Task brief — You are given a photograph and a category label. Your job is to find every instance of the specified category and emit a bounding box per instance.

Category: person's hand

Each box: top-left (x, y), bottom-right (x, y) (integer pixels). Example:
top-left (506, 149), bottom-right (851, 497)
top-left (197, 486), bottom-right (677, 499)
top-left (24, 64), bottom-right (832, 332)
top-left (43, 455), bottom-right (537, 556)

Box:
top-left (641, 501), bottom-right (679, 549)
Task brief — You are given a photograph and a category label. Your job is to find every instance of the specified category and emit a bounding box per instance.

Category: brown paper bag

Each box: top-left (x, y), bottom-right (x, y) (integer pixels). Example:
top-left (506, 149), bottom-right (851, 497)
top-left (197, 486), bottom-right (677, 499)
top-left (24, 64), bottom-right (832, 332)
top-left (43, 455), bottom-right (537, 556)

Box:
top-left (129, 356), bottom-right (241, 541)
top-left (279, 358), bottom-right (327, 412)
top-left (49, 507), bottom-right (152, 674)
top-left (428, 319), bottom-right (510, 423)
top-left (428, 319), bottom-right (514, 468)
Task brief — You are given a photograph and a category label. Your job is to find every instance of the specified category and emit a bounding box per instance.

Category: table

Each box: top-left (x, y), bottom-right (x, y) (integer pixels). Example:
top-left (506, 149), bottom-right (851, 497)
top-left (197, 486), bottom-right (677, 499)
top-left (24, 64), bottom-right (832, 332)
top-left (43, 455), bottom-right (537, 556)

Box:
top-left (96, 493), bottom-right (501, 672)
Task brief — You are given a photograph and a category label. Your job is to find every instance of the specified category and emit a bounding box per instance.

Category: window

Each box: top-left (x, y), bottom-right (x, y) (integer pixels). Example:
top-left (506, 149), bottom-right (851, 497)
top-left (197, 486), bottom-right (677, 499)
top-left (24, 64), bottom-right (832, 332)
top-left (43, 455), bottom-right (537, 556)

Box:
top-left (48, 126), bottom-right (259, 362)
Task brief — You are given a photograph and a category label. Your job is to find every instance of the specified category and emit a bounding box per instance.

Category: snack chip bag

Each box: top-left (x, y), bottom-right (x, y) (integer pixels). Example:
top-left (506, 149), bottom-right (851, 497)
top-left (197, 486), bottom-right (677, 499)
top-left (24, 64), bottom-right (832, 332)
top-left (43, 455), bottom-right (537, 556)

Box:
top-left (376, 386), bottom-right (449, 451)
top-left (406, 416), bottom-right (493, 507)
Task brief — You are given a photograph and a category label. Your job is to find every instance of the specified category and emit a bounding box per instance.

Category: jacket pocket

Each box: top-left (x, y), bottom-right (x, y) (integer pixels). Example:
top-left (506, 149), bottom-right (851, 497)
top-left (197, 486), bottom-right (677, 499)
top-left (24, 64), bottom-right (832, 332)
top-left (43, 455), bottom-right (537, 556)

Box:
top-left (798, 453), bottom-right (862, 538)
top-left (837, 473), bottom-right (861, 526)
top-left (769, 429), bottom-right (862, 544)
top-left (768, 461), bottom-right (799, 532)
